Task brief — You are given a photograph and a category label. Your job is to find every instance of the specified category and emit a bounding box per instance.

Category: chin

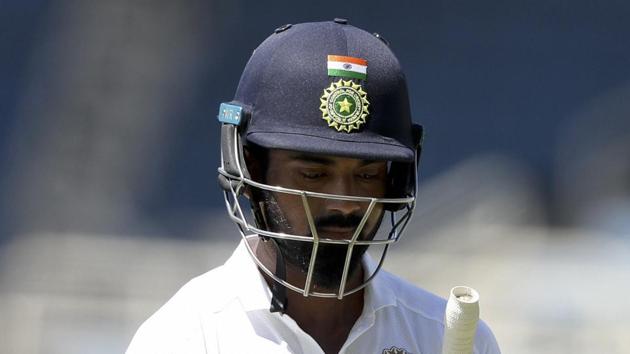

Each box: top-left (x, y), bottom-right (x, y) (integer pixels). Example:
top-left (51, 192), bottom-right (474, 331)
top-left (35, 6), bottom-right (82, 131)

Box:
top-left (276, 239), bottom-right (368, 290)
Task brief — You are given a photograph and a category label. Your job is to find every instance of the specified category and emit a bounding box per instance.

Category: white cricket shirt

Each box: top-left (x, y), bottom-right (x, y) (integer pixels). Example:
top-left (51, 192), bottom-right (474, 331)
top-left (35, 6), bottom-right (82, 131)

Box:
top-left (127, 241), bottom-right (500, 354)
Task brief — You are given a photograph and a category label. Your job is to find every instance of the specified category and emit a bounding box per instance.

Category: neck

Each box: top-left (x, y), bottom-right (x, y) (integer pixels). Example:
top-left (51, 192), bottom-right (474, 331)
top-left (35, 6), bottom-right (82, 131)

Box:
top-left (254, 238), bottom-right (366, 354)
top-left (285, 287), bottom-right (364, 354)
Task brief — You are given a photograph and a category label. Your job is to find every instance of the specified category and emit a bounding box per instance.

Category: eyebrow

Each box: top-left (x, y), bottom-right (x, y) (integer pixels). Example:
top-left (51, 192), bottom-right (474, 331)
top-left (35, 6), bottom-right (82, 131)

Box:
top-left (288, 153), bottom-right (379, 166)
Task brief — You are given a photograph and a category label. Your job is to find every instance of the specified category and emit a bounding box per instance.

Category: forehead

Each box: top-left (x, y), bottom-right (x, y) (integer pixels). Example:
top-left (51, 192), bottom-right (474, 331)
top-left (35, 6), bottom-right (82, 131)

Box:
top-left (268, 149), bottom-right (385, 167)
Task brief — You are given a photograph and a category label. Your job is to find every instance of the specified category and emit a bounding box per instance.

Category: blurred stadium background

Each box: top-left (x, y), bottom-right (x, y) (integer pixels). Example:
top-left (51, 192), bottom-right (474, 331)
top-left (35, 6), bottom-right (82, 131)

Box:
top-left (1, 1), bottom-right (629, 353)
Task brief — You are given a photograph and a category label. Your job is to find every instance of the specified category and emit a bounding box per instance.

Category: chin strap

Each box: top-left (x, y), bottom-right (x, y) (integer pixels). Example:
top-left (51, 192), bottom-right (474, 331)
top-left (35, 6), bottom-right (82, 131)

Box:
top-left (249, 189), bottom-right (289, 314)
top-left (268, 238), bottom-right (289, 314)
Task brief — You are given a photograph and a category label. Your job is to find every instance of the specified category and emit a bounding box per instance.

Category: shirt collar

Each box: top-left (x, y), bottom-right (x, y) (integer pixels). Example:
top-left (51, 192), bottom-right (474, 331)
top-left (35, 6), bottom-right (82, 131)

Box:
top-left (224, 239), bottom-right (274, 312)
top-left (362, 252), bottom-right (398, 314)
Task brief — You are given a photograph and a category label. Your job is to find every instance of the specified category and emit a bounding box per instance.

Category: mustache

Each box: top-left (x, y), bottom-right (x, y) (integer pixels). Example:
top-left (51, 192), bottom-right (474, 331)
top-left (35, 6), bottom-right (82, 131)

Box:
top-left (314, 213), bottom-right (363, 229)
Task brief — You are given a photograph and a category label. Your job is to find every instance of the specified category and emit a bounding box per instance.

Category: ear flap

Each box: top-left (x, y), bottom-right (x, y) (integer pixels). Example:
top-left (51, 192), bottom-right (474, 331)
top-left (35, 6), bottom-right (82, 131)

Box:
top-left (385, 124), bottom-right (424, 211)
top-left (412, 123), bottom-right (424, 166)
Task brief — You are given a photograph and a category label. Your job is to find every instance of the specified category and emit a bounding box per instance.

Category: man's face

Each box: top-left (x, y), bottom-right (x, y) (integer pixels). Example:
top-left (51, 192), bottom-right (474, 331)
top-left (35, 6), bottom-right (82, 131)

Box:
top-left (254, 149), bottom-right (388, 290)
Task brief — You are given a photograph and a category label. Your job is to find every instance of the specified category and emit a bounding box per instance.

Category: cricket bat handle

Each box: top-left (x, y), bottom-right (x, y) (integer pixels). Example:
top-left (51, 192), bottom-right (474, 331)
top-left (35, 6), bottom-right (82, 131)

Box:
top-left (441, 286), bottom-right (480, 354)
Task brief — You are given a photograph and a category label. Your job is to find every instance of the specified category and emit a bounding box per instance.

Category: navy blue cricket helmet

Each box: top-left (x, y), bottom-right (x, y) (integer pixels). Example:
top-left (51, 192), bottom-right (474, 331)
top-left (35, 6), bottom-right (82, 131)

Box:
top-left (234, 19), bottom-right (421, 163)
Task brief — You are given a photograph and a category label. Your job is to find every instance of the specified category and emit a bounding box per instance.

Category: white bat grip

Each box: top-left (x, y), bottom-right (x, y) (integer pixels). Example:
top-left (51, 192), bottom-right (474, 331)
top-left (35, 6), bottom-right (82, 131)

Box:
top-left (441, 286), bottom-right (480, 354)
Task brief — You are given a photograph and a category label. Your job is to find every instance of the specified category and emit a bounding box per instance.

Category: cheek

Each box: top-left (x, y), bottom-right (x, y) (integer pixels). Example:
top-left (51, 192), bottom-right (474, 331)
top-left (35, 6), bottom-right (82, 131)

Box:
top-left (364, 204), bottom-right (384, 229)
top-left (272, 192), bottom-right (311, 233)
top-left (367, 179), bottom-right (388, 198)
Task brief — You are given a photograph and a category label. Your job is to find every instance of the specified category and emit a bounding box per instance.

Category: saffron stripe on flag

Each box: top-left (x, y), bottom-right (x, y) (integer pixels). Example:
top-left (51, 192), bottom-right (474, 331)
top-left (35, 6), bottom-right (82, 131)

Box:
top-left (327, 55), bottom-right (367, 66)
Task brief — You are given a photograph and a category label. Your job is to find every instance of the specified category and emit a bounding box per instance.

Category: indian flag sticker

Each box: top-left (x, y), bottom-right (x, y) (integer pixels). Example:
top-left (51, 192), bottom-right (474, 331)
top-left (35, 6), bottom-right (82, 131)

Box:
top-left (327, 55), bottom-right (367, 80)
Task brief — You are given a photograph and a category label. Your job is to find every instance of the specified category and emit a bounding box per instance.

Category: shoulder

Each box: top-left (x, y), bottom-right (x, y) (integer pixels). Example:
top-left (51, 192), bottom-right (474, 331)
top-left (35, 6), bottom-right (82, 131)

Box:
top-left (376, 268), bottom-right (447, 324)
top-left (376, 270), bottom-right (501, 353)
top-left (126, 265), bottom-right (236, 354)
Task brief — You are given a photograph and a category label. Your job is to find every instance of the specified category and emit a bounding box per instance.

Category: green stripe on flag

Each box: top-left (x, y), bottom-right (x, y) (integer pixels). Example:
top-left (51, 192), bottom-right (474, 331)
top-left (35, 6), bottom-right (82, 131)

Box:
top-left (328, 69), bottom-right (366, 80)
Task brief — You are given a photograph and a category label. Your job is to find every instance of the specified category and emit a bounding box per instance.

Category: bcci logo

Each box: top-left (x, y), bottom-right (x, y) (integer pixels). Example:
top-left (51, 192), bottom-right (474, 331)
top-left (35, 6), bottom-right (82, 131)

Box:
top-left (320, 79), bottom-right (370, 133)
top-left (381, 346), bottom-right (411, 354)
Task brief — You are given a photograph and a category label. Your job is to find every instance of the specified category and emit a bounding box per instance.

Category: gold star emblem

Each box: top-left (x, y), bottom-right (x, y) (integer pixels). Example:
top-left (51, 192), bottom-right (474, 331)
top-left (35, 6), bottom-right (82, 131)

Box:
top-left (337, 97), bottom-right (353, 113)
top-left (319, 79), bottom-right (370, 133)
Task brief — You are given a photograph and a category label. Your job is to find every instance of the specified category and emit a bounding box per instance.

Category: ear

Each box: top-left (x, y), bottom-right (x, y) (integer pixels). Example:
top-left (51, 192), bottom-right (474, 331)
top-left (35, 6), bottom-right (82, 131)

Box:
top-left (243, 146), bottom-right (272, 231)
top-left (242, 146), bottom-right (264, 199)
top-left (243, 147), bottom-right (263, 182)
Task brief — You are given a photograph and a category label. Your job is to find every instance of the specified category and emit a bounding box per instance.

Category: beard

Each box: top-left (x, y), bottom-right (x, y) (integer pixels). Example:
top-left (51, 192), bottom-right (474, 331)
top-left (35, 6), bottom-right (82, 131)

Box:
top-left (275, 238), bottom-right (369, 290)
top-left (259, 191), bottom-right (377, 290)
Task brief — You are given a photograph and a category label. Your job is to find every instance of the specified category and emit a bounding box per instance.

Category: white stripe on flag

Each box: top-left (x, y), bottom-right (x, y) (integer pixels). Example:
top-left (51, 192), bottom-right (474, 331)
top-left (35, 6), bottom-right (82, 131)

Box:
top-left (327, 61), bottom-right (367, 74)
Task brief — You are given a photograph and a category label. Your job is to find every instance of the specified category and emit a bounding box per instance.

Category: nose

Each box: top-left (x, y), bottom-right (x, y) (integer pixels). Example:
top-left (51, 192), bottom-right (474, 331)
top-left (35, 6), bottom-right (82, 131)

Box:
top-left (324, 176), bottom-right (363, 216)
top-left (326, 197), bottom-right (363, 216)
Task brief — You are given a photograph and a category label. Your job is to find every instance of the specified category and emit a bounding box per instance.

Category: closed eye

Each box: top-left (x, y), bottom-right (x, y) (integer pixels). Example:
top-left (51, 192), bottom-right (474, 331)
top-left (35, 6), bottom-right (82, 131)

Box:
top-left (301, 171), bottom-right (326, 180)
top-left (358, 172), bottom-right (379, 180)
